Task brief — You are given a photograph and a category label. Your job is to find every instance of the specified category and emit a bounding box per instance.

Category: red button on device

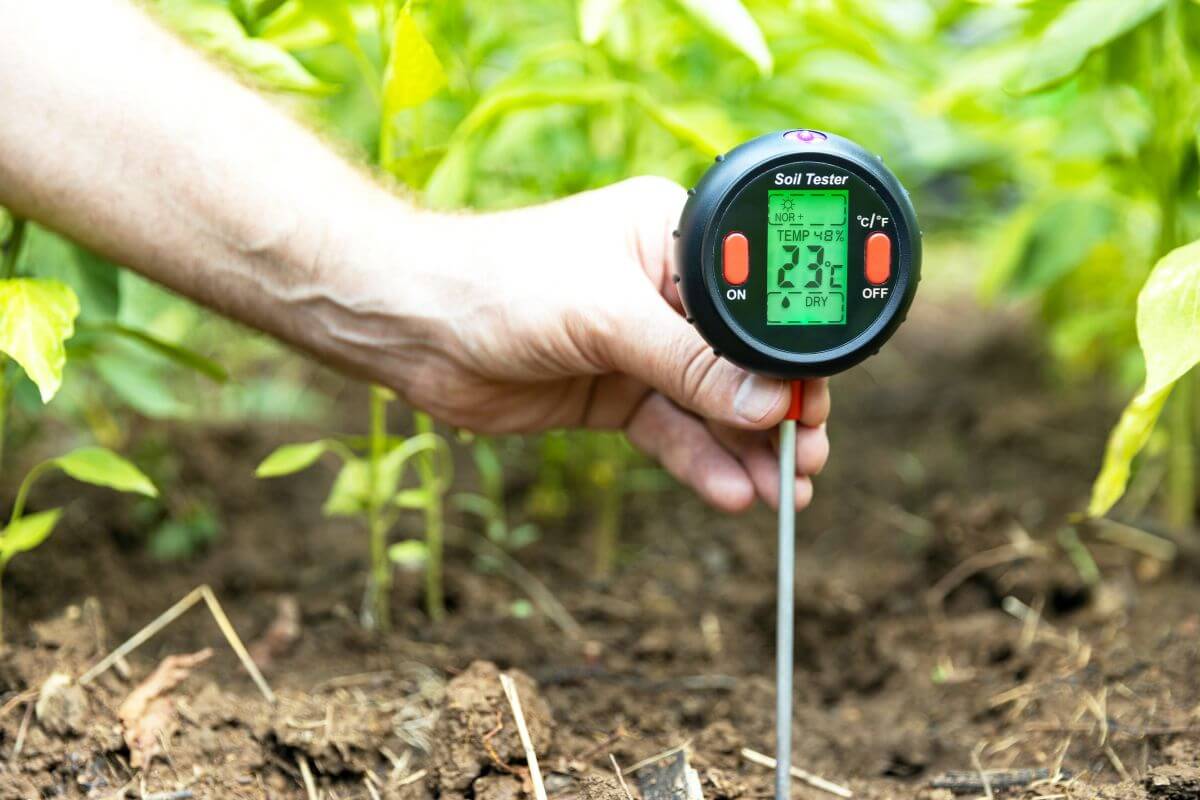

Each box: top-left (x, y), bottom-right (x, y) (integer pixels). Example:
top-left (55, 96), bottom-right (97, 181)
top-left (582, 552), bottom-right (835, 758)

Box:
top-left (865, 232), bottom-right (892, 285)
top-left (722, 232), bottom-right (749, 286)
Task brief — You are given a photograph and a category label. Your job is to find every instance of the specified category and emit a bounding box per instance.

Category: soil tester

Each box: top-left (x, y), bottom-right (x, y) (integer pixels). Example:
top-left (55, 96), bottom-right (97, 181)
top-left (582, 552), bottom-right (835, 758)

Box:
top-left (676, 130), bottom-right (920, 798)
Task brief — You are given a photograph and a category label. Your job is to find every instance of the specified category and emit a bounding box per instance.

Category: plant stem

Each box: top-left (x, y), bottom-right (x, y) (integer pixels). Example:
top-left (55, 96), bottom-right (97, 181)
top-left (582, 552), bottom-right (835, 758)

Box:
top-left (0, 217), bottom-right (28, 474)
top-left (415, 411), bottom-right (445, 622)
top-left (1167, 371), bottom-right (1195, 531)
top-left (11, 461), bottom-right (52, 526)
top-left (0, 568), bottom-right (6, 647)
top-left (591, 439), bottom-right (622, 580)
top-left (1, 217), bottom-right (26, 279)
top-left (593, 477), bottom-right (621, 581)
top-left (365, 385), bottom-right (392, 632)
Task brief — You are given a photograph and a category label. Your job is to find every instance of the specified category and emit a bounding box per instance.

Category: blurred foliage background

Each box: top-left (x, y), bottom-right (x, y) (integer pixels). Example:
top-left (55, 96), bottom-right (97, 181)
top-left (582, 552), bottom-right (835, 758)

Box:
top-left (3, 0), bottom-right (1200, 575)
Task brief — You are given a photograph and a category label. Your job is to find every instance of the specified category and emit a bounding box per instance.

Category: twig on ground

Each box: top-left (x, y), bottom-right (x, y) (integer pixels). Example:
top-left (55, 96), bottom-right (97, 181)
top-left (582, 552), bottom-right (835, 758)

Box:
top-left (971, 744), bottom-right (994, 800)
top-left (578, 725), bottom-right (629, 763)
top-left (0, 688), bottom-right (38, 720)
top-left (364, 777), bottom-right (381, 800)
top-left (625, 741), bottom-right (692, 775)
top-left (927, 530), bottom-right (1046, 610)
top-left (740, 748), bottom-right (853, 799)
top-left (1104, 746), bottom-right (1132, 783)
top-left (77, 585), bottom-right (275, 703)
top-left (312, 671), bottom-right (393, 693)
top-left (298, 754), bottom-right (318, 800)
top-left (611, 754), bottom-right (635, 800)
top-left (395, 769), bottom-right (427, 788)
top-left (142, 792), bottom-right (195, 800)
top-left (499, 673), bottom-right (547, 800)
top-left (9, 700), bottom-right (32, 763)
top-left (1088, 518), bottom-right (1177, 563)
top-left (460, 527), bottom-right (583, 640)
top-left (932, 768), bottom-right (1064, 794)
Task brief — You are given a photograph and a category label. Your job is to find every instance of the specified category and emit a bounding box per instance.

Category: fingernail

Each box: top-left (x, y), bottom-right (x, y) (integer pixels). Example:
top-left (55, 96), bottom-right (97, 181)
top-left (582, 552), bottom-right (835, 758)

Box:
top-left (733, 374), bottom-right (785, 424)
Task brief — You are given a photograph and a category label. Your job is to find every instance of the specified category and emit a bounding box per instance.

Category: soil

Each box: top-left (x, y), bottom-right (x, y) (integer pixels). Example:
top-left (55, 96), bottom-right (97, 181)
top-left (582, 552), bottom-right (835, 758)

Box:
top-left (1, 297), bottom-right (1199, 799)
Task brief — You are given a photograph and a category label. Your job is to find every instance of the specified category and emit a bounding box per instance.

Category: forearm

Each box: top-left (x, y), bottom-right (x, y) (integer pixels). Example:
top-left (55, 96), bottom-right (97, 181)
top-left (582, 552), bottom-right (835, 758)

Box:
top-left (0, 0), bottom-right (425, 371)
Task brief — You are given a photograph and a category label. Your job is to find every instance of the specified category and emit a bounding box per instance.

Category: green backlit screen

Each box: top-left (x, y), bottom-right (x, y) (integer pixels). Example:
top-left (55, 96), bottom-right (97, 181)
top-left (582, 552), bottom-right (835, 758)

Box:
top-left (767, 190), bottom-right (848, 325)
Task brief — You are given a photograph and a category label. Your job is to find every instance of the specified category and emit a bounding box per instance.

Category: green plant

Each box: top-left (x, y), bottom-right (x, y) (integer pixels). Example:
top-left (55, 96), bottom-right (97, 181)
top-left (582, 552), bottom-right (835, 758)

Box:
top-left (1, 447), bottom-right (156, 641)
top-left (929, 0), bottom-right (1200, 531)
top-left (256, 389), bottom-right (452, 628)
top-left (454, 435), bottom-right (540, 555)
top-left (528, 431), bottom-right (668, 579)
top-left (0, 213), bottom-right (231, 471)
top-left (583, 434), bottom-right (669, 579)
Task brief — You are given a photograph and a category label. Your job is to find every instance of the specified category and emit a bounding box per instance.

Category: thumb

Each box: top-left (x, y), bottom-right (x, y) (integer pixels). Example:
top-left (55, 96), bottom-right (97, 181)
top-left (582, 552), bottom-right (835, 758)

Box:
top-left (603, 292), bottom-right (791, 429)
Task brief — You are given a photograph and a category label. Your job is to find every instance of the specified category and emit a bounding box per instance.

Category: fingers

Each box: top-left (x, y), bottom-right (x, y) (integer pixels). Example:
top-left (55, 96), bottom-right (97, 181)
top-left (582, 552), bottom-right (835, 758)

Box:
top-left (626, 393), bottom-right (756, 512)
top-left (624, 390), bottom-right (830, 512)
top-left (709, 422), bottom-right (828, 510)
top-left (798, 378), bottom-right (831, 427)
top-left (600, 294), bottom-right (793, 431)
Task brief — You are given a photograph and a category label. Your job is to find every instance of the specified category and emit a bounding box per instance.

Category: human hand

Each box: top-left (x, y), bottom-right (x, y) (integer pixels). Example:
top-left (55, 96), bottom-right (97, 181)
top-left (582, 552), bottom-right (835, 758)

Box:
top-left (337, 177), bottom-right (830, 511)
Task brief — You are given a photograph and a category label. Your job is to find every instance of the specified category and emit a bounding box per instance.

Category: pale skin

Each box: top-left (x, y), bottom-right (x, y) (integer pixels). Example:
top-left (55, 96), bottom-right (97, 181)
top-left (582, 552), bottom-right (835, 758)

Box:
top-left (0, 0), bottom-right (830, 512)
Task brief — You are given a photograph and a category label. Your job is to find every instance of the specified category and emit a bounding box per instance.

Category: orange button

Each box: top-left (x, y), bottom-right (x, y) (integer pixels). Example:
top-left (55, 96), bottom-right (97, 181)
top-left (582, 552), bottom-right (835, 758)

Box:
top-left (722, 232), bottom-right (749, 286)
top-left (865, 232), bottom-right (892, 285)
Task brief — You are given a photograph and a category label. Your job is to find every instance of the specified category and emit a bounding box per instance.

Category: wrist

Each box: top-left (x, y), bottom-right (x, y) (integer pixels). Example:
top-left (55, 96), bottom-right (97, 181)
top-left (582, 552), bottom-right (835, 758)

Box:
top-left (279, 190), bottom-right (462, 391)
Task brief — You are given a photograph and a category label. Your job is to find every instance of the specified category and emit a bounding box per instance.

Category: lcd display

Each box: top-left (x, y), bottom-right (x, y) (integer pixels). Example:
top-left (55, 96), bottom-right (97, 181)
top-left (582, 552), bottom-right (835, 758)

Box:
top-left (766, 190), bottom-right (848, 325)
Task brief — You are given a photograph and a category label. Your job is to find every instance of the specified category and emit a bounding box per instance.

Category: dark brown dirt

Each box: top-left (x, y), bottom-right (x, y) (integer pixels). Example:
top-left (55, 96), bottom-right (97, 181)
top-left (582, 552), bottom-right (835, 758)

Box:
top-left (0, 297), bottom-right (1199, 799)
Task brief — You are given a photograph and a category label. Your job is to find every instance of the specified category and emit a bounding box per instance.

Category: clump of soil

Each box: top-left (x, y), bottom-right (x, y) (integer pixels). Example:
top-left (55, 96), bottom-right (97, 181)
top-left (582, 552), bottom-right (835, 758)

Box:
top-left (431, 660), bottom-right (553, 796)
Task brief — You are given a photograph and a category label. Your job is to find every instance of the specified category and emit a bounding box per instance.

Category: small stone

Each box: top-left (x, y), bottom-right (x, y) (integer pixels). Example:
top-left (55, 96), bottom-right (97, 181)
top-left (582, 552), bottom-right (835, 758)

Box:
top-left (473, 774), bottom-right (523, 800)
top-left (35, 672), bottom-right (88, 736)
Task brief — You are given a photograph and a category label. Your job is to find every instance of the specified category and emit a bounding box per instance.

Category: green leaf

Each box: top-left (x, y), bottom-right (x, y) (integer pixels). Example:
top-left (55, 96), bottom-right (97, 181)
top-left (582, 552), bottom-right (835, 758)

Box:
top-left (579, 0), bottom-right (625, 44)
top-left (21, 227), bottom-right (120, 321)
top-left (0, 278), bottom-right (80, 402)
top-left (258, 0), bottom-right (366, 49)
top-left (635, 101), bottom-right (742, 158)
top-left (994, 198), bottom-right (1116, 297)
top-left (296, 0), bottom-right (357, 44)
top-left (160, 0), bottom-right (335, 94)
top-left (256, 441), bottom-right (330, 477)
top-left (1016, 0), bottom-right (1167, 93)
top-left (1138, 239), bottom-right (1200, 396)
top-left (670, 0), bottom-right (773, 77)
top-left (53, 447), bottom-right (158, 497)
top-left (0, 509), bottom-right (63, 563)
top-left (388, 539), bottom-right (428, 569)
top-left (93, 352), bottom-right (191, 419)
top-left (83, 322), bottom-right (228, 382)
top-left (453, 492), bottom-right (496, 519)
top-left (323, 458), bottom-right (368, 516)
top-left (383, 10), bottom-right (446, 111)
top-left (372, 433), bottom-right (444, 506)
top-left (393, 488), bottom-right (429, 509)
top-left (508, 523), bottom-right (540, 550)
top-left (1088, 386), bottom-right (1170, 517)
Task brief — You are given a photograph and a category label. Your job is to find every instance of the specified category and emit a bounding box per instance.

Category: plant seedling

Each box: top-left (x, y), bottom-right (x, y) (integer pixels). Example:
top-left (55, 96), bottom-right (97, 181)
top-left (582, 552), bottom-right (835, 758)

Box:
top-left (256, 388), bottom-right (452, 629)
top-left (1, 446), bottom-right (157, 642)
top-left (454, 434), bottom-right (540, 560)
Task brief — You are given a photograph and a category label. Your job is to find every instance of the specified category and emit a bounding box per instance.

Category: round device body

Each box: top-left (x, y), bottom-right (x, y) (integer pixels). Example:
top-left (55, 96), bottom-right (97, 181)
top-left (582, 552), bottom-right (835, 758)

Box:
top-left (676, 130), bottom-right (921, 379)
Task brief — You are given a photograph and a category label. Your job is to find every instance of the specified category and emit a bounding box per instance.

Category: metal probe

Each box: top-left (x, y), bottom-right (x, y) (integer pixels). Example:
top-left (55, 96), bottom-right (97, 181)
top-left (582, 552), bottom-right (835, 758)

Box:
top-left (775, 417), bottom-right (796, 800)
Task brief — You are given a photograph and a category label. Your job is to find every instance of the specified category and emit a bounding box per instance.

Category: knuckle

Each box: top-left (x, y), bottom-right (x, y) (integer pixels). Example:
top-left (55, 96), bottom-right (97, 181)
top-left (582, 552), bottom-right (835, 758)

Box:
top-left (678, 338), bottom-right (721, 402)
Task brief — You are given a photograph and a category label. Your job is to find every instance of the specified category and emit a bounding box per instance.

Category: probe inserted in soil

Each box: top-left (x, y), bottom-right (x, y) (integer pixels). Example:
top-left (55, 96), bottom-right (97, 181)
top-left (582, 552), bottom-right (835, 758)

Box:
top-left (676, 130), bottom-right (921, 800)
top-left (775, 400), bottom-right (798, 800)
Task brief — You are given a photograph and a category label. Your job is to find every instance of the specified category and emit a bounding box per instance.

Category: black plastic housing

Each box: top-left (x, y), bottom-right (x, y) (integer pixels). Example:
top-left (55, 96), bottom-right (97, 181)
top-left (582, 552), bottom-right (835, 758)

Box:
top-left (675, 130), bottom-right (921, 379)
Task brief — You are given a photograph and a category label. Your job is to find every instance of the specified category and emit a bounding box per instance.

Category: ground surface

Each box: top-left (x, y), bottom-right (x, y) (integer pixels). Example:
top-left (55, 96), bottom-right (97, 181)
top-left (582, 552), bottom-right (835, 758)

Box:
top-left (0, 298), bottom-right (1198, 799)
